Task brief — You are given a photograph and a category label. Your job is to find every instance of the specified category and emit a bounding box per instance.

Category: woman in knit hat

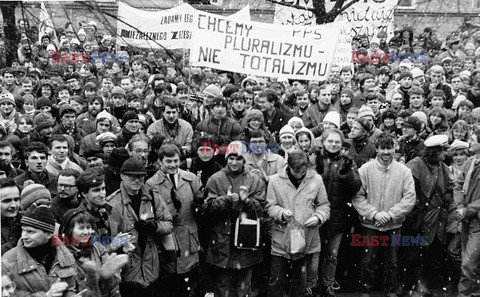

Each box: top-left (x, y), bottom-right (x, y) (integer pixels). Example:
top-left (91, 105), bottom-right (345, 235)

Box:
top-left (336, 89), bottom-right (354, 125)
top-left (20, 184), bottom-right (52, 213)
top-left (79, 110), bottom-right (114, 157)
top-left (60, 209), bottom-right (129, 297)
top-left (287, 116), bottom-right (305, 133)
top-left (278, 124), bottom-right (298, 159)
top-left (243, 109), bottom-right (272, 143)
top-left (295, 126), bottom-right (315, 153)
top-left (379, 109), bottom-right (399, 137)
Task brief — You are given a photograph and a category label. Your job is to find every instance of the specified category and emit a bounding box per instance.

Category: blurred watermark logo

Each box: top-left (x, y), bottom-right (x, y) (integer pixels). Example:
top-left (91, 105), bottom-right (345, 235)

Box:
top-left (52, 234), bottom-right (128, 247)
top-left (199, 142), bottom-right (279, 155)
top-left (352, 51), bottom-right (429, 64)
top-left (51, 51), bottom-right (88, 64)
top-left (351, 234), bottom-right (428, 246)
top-left (90, 51), bottom-right (129, 64)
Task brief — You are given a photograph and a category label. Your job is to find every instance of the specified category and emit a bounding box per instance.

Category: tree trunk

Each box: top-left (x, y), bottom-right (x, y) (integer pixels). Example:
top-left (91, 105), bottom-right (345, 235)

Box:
top-left (0, 1), bottom-right (18, 67)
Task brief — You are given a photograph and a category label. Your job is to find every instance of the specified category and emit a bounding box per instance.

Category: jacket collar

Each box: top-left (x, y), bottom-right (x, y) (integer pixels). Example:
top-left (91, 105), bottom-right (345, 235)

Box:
top-left (150, 168), bottom-right (194, 188)
top-left (120, 182), bottom-right (152, 206)
top-left (374, 158), bottom-right (394, 171)
top-left (16, 240), bottom-right (74, 274)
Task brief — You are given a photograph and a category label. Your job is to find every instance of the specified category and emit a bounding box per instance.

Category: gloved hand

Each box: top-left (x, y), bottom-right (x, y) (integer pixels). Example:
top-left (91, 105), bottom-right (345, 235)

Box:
top-left (339, 157), bottom-right (353, 175)
top-left (135, 220), bottom-right (148, 233)
top-left (135, 220), bottom-right (156, 233)
top-left (145, 220), bottom-right (156, 233)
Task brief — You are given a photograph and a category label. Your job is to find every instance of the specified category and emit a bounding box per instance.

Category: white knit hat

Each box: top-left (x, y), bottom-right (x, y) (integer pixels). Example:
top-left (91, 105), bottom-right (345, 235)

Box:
top-left (225, 141), bottom-right (246, 159)
top-left (279, 125), bottom-right (295, 140)
top-left (410, 67), bottom-right (424, 79)
top-left (322, 111), bottom-right (341, 128)
top-left (288, 117), bottom-right (304, 128)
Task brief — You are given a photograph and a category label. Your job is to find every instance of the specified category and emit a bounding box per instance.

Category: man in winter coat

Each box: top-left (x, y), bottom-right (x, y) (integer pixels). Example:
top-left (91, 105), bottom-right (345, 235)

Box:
top-left (2, 206), bottom-right (77, 296)
top-left (257, 89), bottom-right (292, 138)
top-left (353, 133), bottom-right (415, 297)
top-left (204, 141), bottom-right (266, 297)
top-left (14, 142), bottom-right (57, 193)
top-left (455, 129), bottom-right (480, 296)
top-left (0, 178), bottom-right (21, 255)
top-left (266, 149), bottom-right (330, 297)
top-left (147, 98), bottom-right (194, 156)
top-left (302, 85), bottom-right (336, 137)
top-left (196, 96), bottom-right (243, 145)
top-left (315, 129), bottom-right (361, 297)
top-left (107, 158), bottom-right (173, 296)
top-left (401, 135), bottom-right (453, 296)
top-left (348, 118), bottom-right (377, 168)
top-left (146, 143), bottom-right (203, 297)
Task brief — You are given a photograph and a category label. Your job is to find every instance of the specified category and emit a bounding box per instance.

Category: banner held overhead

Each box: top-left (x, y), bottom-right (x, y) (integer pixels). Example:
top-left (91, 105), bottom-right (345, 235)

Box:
top-left (190, 15), bottom-right (341, 80)
top-left (116, 2), bottom-right (250, 49)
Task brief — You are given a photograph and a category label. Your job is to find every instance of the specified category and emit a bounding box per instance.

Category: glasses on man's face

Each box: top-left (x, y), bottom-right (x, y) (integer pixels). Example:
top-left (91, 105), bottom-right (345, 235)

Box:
top-left (133, 148), bottom-right (149, 154)
top-left (58, 184), bottom-right (75, 190)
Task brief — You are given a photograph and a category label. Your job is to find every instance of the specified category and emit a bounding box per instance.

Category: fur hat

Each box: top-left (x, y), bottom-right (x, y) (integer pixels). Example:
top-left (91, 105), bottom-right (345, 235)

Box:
top-left (33, 113), bottom-right (54, 131)
top-left (59, 104), bottom-right (75, 117)
top-left (245, 109), bottom-right (264, 124)
top-left (36, 98), bottom-right (53, 110)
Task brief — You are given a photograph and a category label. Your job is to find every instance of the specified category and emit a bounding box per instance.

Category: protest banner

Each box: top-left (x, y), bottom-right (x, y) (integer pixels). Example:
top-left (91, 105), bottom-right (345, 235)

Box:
top-left (116, 2), bottom-right (250, 49)
top-left (331, 0), bottom-right (397, 40)
top-left (274, 0), bottom-right (397, 40)
top-left (274, 0), bottom-right (315, 26)
top-left (190, 14), bottom-right (341, 80)
top-left (319, 21), bottom-right (353, 70)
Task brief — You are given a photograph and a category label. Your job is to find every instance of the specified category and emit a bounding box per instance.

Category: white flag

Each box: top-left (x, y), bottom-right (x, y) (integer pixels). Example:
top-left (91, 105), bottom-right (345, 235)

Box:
top-left (39, 2), bottom-right (59, 46)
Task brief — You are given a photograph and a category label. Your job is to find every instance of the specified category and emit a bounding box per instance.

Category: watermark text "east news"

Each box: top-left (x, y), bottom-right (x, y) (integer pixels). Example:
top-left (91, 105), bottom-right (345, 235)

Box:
top-left (352, 51), bottom-right (429, 64)
top-left (351, 234), bottom-right (428, 247)
top-left (199, 142), bottom-right (279, 154)
top-left (51, 51), bottom-right (129, 64)
top-left (51, 234), bottom-right (129, 247)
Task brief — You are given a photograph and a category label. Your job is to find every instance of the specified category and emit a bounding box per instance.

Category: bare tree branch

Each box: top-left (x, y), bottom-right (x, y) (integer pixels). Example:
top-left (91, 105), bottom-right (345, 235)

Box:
top-left (267, 0), bottom-right (362, 24)
top-left (335, 0), bottom-right (361, 15)
top-left (266, 0), bottom-right (315, 12)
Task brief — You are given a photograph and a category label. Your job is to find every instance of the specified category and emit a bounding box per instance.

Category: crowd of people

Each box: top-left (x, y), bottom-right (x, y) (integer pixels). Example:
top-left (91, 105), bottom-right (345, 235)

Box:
top-left (1, 14), bottom-right (480, 297)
